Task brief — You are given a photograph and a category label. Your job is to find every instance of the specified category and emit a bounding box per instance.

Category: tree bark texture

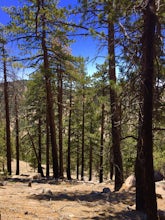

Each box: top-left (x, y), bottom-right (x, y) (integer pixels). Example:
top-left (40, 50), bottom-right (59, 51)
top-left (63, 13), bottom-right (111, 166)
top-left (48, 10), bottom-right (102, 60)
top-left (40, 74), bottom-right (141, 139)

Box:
top-left (76, 137), bottom-right (80, 180)
top-left (14, 94), bottom-right (19, 175)
top-left (57, 65), bottom-right (63, 178)
top-left (139, 1), bottom-right (157, 219)
top-left (46, 114), bottom-right (50, 177)
top-left (41, 0), bottom-right (59, 178)
top-left (108, 22), bottom-right (123, 191)
top-left (67, 82), bottom-right (72, 180)
top-left (89, 120), bottom-right (93, 181)
top-left (38, 118), bottom-right (44, 177)
top-left (99, 85), bottom-right (105, 183)
top-left (81, 90), bottom-right (85, 181)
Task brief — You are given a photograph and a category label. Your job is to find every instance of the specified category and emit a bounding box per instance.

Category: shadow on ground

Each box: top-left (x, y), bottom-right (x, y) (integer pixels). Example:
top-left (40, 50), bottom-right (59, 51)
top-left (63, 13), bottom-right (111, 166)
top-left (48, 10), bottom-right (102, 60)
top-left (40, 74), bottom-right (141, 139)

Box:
top-left (7, 177), bottom-right (147, 219)
top-left (27, 185), bottom-right (142, 219)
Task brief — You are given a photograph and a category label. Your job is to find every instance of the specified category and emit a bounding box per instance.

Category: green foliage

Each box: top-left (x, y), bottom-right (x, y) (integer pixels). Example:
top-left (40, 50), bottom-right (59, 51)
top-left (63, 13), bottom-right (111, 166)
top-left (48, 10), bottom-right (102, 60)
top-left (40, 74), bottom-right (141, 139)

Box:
top-left (154, 149), bottom-right (165, 173)
top-left (121, 139), bottom-right (137, 177)
top-left (0, 168), bottom-right (9, 180)
top-left (0, 0), bottom-right (164, 182)
top-left (0, 156), bottom-right (5, 173)
top-left (0, 125), bottom-right (5, 159)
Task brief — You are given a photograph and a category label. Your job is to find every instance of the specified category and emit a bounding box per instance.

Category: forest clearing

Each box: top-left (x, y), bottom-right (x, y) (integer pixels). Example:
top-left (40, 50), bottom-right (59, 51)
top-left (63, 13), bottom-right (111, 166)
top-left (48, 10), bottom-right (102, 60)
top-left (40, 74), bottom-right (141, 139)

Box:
top-left (0, 160), bottom-right (165, 220)
top-left (0, 0), bottom-right (164, 219)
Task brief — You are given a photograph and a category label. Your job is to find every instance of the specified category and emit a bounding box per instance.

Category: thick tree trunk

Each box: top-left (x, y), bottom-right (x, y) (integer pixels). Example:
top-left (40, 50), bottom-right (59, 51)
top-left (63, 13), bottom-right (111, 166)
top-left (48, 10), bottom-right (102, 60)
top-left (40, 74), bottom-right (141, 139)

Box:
top-left (108, 22), bottom-right (123, 191)
top-left (57, 65), bottom-right (63, 178)
top-left (44, 57), bottom-right (59, 179)
top-left (41, 0), bottom-right (58, 178)
top-left (135, 111), bottom-right (145, 211)
top-left (136, 1), bottom-right (158, 219)
top-left (3, 45), bottom-right (12, 175)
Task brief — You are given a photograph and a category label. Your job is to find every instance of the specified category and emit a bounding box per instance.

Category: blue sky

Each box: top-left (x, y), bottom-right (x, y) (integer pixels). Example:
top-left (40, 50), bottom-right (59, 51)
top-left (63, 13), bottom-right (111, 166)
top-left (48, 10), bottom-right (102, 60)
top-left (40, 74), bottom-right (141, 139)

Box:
top-left (0, 0), bottom-right (106, 76)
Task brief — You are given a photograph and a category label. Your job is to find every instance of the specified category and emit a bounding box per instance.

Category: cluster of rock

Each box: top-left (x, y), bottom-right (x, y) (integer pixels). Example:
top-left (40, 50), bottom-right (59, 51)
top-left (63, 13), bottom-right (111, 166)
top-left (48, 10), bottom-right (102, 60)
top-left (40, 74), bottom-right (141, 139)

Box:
top-left (122, 171), bottom-right (164, 192)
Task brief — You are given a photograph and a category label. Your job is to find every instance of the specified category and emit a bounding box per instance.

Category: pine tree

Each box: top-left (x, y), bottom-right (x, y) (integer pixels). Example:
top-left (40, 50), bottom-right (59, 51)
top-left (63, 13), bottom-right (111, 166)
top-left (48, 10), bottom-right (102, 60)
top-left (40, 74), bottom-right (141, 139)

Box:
top-left (0, 39), bottom-right (12, 175)
top-left (5, 0), bottom-right (72, 178)
top-left (136, 1), bottom-right (158, 219)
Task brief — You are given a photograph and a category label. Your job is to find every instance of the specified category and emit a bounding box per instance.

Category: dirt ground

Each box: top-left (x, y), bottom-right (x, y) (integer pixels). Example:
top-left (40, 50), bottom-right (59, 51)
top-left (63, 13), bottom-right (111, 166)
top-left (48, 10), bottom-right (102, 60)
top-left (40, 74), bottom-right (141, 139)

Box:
top-left (0, 160), bottom-right (164, 220)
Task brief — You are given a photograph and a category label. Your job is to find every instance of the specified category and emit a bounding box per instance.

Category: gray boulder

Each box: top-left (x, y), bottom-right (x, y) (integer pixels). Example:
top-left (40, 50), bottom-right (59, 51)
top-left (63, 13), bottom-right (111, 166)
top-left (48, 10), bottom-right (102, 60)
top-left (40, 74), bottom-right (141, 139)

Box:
top-left (102, 187), bottom-right (111, 193)
top-left (156, 180), bottom-right (165, 199)
top-left (0, 181), bottom-right (7, 186)
top-left (125, 174), bottom-right (136, 188)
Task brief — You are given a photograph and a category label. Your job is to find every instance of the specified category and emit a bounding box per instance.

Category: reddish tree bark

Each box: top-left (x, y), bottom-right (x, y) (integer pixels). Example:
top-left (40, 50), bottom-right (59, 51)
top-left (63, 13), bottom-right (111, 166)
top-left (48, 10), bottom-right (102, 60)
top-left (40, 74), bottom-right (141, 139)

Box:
top-left (108, 21), bottom-right (123, 191)
top-left (136, 1), bottom-right (158, 219)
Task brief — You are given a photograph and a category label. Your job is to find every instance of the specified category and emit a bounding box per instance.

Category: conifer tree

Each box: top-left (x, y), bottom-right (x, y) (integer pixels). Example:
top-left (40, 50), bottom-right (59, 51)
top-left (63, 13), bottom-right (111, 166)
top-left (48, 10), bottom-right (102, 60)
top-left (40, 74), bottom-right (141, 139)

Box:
top-left (5, 0), bottom-right (72, 178)
top-left (0, 38), bottom-right (12, 175)
top-left (78, 0), bottom-right (124, 190)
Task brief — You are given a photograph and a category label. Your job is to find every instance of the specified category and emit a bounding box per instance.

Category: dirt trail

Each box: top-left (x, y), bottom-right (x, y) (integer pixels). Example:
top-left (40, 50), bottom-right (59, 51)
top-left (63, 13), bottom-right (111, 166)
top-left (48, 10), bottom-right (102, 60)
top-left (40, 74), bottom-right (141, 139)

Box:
top-left (0, 160), bottom-right (164, 220)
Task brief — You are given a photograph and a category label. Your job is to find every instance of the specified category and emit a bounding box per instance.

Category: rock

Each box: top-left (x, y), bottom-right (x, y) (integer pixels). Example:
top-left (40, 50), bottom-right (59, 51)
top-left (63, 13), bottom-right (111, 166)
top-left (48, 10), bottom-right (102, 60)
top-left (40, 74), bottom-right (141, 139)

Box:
top-left (20, 174), bottom-right (30, 177)
top-left (154, 171), bottom-right (164, 182)
top-left (126, 204), bottom-right (136, 211)
top-left (42, 188), bottom-right (53, 195)
top-left (102, 187), bottom-right (111, 193)
top-left (0, 181), bottom-right (7, 186)
top-left (125, 174), bottom-right (136, 188)
top-left (31, 173), bottom-right (41, 180)
top-left (158, 210), bottom-right (165, 220)
top-left (121, 171), bottom-right (163, 191)
top-left (68, 214), bottom-right (75, 218)
top-left (121, 171), bottom-right (164, 189)
top-left (119, 174), bottom-right (136, 192)
top-left (48, 179), bottom-right (60, 185)
top-left (156, 180), bottom-right (165, 199)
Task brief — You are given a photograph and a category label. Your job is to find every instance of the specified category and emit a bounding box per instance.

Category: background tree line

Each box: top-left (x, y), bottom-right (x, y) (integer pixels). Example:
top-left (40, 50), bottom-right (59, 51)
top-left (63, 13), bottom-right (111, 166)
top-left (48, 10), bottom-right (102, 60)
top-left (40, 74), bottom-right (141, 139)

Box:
top-left (0, 0), bottom-right (164, 219)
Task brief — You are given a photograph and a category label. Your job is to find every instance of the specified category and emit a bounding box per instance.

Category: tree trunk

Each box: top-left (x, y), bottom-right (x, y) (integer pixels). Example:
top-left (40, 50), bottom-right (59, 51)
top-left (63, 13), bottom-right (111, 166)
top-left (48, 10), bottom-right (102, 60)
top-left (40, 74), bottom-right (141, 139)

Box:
top-left (76, 137), bottom-right (80, 180)
top-left (99, 99), bottom-right (105, 183)
top-left (27, 129), bottom-right (44, 176)
top-left (136, 1), bottom-right (158, 219)
top-left (108, 22), bottom-right (123, 191)
top-left (44, 53), bottom-right (58, 179)
top-left (14, 93), bottom-right (19, 175)
top-left (135, 111), bottom-right (145, 211)
top-left (41, 0), bottom-right (58, 178)
top-left (57, 65), bottom-right (63, 179)
top-left (37, 118), bottom-right (44, 177)
top-left (110, 146), bottom-right (114, 180)
top-left (81, 90), bottom-right (85, 181)
top-left (46, 113), bottom-right (50, 177)
top-left (67, 82), bottom-right (72, 180)
top-left (3, 45), bottom-right (12, 175)
top-left (89, 120), bottom-right (93, 181)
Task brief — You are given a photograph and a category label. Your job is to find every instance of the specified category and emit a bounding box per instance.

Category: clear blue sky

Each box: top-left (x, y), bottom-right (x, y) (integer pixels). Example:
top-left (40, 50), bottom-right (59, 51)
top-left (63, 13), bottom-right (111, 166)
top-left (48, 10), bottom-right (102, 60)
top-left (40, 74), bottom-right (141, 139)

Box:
top-left (0, 0), bottom-right (106, 76)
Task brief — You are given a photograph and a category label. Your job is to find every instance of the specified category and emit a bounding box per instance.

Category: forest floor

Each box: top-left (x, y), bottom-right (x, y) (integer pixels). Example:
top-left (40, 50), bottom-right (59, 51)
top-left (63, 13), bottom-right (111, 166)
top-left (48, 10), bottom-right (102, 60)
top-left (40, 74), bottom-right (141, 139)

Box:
top-left (0, 160), bottom-right (164, 220)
